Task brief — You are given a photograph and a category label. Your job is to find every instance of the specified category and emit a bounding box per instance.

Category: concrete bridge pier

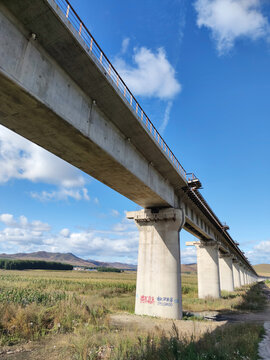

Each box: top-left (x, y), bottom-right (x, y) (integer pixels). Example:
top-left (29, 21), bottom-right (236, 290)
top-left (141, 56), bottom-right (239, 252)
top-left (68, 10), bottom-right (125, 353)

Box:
top-left (127, 208), bottom-right (184, 320)
top-left (239, 265), bottom-right (245, 286)
top-left (195, 241), bottom-right (221, 299)
top-left (232, 260), bottom-right (241, 288)
top-left (219, 254), bottom-right (234, 292)
top-left (244, 270), bottom-right (248, 285)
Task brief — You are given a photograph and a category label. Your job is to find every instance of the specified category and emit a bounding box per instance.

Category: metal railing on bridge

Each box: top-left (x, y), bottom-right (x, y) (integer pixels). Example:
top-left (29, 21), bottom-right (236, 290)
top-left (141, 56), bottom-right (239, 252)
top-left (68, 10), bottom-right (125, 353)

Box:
top-left (55, 0), bottom-right (189, 180)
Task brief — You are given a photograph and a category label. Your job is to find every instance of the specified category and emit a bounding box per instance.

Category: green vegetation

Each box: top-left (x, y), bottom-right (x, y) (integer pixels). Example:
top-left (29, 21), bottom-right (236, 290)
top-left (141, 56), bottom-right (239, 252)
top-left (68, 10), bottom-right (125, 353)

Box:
top-left (97, 267), bottom-right (123, 273)
top-left (0, 259), bottom-right (73, 270)
top-left (0, 270), bottom-right (136, 346)
top-left (103, 323), bottom-right (263, 360)
top-left (182, 274), bottom-right (266, 312)
top-left (0, 270), bottom-right (265, 359)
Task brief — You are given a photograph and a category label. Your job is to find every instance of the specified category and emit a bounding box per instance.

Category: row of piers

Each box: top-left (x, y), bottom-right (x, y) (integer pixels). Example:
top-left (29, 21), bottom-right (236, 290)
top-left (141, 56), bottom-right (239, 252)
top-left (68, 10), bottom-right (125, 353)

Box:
top-left (127, 208), bottom-right (258, 320)
top-left (191, 240), bottom-right (257, 299)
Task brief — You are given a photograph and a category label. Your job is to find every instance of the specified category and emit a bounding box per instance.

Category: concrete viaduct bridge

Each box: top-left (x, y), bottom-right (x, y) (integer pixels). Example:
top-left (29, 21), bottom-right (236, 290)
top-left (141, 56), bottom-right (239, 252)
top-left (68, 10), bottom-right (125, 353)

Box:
top-left (0, 0), bottom-right (258, 319)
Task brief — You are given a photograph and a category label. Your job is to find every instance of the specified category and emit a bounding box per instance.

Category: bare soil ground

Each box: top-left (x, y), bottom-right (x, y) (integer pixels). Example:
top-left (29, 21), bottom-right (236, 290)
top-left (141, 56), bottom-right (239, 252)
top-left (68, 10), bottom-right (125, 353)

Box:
top-left (0, 334), bottom-right (70, 360)
top-left (109, 313), bottom-right (227, 340)
top-left (218, 283), bottom-right (270, 323)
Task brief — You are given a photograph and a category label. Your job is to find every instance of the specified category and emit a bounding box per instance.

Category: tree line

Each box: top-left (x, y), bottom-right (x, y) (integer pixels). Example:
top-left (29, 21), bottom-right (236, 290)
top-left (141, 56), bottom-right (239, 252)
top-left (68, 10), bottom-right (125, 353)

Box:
top-left (97, 267), bottom-right (123, 273)
top-left (0, 259), bottom-right (73, 270)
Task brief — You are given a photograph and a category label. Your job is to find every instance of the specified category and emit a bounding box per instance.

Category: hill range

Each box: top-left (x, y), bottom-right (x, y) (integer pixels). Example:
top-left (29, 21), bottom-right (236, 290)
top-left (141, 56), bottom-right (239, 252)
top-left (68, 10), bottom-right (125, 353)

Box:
top-left (0, 251), bottom-right (137, 270)
top-left (253, 264), bottom-right (270, 276)
top-left (0, 251), bottom-right (198, 272)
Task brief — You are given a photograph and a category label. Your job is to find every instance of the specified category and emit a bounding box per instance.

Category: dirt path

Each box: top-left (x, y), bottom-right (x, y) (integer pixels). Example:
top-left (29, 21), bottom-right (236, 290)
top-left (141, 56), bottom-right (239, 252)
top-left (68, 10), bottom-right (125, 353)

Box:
top-left (109, 313), bottom-right (227, 340)
top-left (0, 334), bottom-right (71, 360)
top-left (218, 283), bottom-right (270, 323)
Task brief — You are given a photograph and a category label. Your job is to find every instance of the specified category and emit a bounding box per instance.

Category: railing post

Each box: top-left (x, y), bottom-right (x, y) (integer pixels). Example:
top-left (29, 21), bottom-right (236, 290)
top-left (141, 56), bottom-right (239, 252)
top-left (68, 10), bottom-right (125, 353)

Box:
top-left (66, 4), bottom-right (70, 18)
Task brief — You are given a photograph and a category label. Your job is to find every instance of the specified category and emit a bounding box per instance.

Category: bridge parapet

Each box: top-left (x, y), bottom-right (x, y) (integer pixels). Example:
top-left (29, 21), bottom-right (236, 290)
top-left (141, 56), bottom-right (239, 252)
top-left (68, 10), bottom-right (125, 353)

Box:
top-left (54, 0), bottom-right (188, 180)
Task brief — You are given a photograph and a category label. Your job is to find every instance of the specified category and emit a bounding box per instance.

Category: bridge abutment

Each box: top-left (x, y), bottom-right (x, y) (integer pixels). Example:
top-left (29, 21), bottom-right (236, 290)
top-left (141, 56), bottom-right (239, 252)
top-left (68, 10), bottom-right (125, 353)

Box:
top-left (196, 241), bottom-right (221, 299)
top-left (127, 208), bottom-right (184, 320)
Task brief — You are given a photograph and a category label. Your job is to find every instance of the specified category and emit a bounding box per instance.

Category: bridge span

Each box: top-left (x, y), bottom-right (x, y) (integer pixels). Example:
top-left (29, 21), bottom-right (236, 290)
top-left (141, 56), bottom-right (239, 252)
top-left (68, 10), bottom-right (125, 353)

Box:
top-left (0, 0), bottom-right (258, 319)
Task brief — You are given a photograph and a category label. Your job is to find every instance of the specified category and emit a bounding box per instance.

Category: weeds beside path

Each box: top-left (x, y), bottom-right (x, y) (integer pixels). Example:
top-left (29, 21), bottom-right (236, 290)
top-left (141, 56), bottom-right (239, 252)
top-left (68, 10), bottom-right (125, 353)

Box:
top-left (0, 270), bottom-right (267, 359)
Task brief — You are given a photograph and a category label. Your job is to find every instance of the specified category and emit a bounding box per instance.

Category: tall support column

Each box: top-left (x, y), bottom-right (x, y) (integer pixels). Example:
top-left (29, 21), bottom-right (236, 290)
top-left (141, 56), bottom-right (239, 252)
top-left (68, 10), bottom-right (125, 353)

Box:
top-left (244, 270), bottom-right (248, 285)
top-left (196, 241), bottom-right (221, 299)
top-left (219, 254), bottom-right (234, 292)
top-left (239, 266), bottom-right (245, 286)
top-left (232, 260), bottom-right (241, 288)
top-left (127, 208), bottom-right (184, 320)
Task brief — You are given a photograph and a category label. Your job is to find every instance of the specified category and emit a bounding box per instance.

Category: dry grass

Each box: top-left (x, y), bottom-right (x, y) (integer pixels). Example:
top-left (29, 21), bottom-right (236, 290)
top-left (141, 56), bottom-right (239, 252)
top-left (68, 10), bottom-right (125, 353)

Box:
top-left (182, 273), bottom-right (265, 313)
top-left (0, 270), bottom-right (265, 359)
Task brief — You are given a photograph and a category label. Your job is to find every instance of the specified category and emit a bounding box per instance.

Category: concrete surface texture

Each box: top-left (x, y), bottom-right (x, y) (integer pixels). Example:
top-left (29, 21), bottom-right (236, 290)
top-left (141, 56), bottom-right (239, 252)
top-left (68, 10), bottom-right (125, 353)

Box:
top-left (219, 255), bottom-right (234, 292)
top-left (127, 208), bottom-right (184, 319)
top-left (232, 261), bottom-right (241, 288)
top-left (239, 267), bottom-right (246, 286)
top-left (196, 241), bottom-right (221, 299)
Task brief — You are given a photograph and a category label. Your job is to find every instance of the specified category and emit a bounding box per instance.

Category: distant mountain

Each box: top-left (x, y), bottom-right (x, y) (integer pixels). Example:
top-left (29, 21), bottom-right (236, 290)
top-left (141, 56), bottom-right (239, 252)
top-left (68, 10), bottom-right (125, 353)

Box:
top-left (181, 263), bottom-right (197, 273)
top-left (0, 251), bottom-right (136, 269)
top-left (88, 259), bottom-right (137, 270)
top-left (253, 264), bottom-right (270, 276)
top-left (0, 251), bottom-right (197, 272)
top-left (0, 251), bottom-right (95, 267)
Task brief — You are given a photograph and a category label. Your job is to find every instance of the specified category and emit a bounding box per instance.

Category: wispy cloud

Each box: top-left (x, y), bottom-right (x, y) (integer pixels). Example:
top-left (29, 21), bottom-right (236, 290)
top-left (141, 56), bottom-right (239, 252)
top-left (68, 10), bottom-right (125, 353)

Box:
top-left (111, 209), bottom-right (120, 217)
top-left (30, 187), bottom-right (90, 202)
top-left (121, 37), bottom-right (130, 54)
top-left (194, 0), bottom-right (270, 54)
top-left (160, 101), bottom-right (173, 134)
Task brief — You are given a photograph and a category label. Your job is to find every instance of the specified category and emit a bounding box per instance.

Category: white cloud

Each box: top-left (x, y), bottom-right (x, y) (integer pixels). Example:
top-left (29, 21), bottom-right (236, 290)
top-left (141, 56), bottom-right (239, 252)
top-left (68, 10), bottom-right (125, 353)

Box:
top-left (115, 47), bottom-right (181, 99)
top-left (194, 0), bottom-right (270, 53)
top-left (246, 240), bottom-right (270, 264)
top-left (0, 214), bottom-right (15, 226)
top-left (181, 247), bottom-right (197, 264)
top-left (0, 125), bottom-right (85, 187)
top-left (121, 37), bottom-right (130, 54)
top-left (60, 228), bottom-right (70, 237)
top-left (0, 214), bottom-right (50, 232)
top-left (0, 213), bottom-right (200, 265)
top-left (30, 187), bottom-right (90, 202)
top-left (0, 213), bottom-right (139, 263)
top-left (0, 214), bottom-right (51, 251)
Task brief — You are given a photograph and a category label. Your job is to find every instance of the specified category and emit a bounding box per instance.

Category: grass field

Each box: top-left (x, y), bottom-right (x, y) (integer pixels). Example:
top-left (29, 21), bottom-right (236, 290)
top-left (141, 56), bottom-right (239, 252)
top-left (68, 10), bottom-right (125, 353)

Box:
top-left (0, 270), bottom-right (265, 359)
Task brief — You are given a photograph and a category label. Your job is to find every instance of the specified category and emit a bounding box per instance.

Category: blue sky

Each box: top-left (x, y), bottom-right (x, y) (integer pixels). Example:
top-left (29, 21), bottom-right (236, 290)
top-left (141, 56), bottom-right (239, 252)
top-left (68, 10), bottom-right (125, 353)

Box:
top-left (0, 0), bottom-right (270, 265)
